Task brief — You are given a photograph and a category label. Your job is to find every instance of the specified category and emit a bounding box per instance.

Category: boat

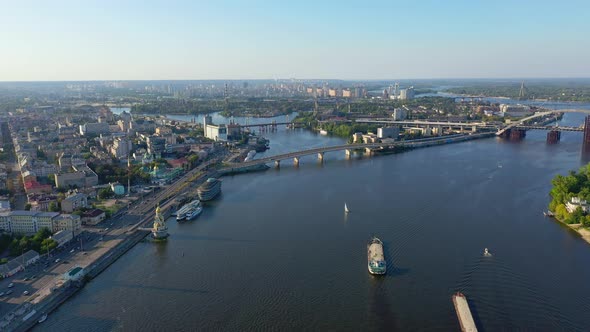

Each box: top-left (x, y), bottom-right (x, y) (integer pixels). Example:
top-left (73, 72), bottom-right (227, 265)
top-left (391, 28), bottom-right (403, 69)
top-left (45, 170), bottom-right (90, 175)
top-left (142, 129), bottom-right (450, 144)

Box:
top-left (244, 150), bottom-right (257, 162)
top-left (38, 314), bottom-right (48, 323)
top-left (483, 248), bottom-right (492, 257)
top-left (344, 203), bottom-right (350, 213)
top-left (184, 201), bottom-right (203, 221)
top-left (178, 200), bottom-right (202, 222)
top-left (197, 178), bottom-right (222, 201)
top-left (367, 237), bottom-right (386, 275)
top-left (175, 203), bottom-right (192, 221)
top-left (544, 210), bottom-right (554, 217)
top-left (319, 129), bottom-right (328, 135)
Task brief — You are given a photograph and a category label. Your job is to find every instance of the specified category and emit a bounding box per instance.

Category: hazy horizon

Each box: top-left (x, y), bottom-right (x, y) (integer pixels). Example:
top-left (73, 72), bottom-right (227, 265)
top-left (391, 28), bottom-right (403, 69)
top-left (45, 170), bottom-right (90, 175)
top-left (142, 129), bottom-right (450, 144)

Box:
top-left (1, 0), bottom-right (589, 81)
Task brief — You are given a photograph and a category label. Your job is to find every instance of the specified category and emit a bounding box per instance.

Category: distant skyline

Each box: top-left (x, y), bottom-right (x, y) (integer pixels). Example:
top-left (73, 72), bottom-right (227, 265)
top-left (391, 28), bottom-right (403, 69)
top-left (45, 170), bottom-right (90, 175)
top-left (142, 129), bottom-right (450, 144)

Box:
top-left (1, 0), bottom-right (589, 81)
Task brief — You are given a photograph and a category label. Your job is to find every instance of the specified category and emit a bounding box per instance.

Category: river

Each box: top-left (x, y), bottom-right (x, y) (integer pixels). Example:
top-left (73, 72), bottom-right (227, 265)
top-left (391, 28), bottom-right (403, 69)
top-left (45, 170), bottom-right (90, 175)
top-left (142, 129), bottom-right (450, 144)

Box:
top-left (39, 108), bottom-right (590, 331)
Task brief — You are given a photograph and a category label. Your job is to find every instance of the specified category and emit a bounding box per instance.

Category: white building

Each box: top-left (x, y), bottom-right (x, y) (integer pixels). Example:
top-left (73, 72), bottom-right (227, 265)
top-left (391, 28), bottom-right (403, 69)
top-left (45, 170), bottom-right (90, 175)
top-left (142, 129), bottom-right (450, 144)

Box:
top-left (566, 197), bottom-right (590, 214)
top-left (110, 137), bottom-right (133, 159)
top-left (399, 87), bottom-right (415, 100)
top-left (203, 115), bottom-right (228, 141)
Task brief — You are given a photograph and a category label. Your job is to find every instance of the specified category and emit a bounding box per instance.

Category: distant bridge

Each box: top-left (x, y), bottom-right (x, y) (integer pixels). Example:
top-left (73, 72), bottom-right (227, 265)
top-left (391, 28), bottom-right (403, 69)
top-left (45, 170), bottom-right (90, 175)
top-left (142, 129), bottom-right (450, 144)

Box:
top-left (222, 133), bottom-right (494, 170)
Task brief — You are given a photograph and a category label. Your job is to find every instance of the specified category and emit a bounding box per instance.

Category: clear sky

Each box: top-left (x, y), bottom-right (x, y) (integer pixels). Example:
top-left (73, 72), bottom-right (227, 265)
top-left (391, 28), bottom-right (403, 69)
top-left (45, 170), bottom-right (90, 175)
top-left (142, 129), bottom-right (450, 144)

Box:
top-left (1, 0), bottom-right (589, 81)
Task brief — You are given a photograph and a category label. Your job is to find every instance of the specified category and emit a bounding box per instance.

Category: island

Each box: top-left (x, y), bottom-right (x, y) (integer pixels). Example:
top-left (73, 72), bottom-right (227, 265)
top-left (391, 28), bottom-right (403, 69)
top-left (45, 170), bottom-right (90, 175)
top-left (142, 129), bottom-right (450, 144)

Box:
top-left (549, 164), bottom-right (590, 243)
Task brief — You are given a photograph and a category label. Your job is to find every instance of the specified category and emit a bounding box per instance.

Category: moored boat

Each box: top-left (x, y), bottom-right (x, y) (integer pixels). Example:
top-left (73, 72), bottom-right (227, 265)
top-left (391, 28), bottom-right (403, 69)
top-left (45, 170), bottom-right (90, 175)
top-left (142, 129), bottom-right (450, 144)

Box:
top-left (367, 237), bottom-right (386, 275)
top-left (184, 201), bottom-right (203, 221)
top-left (197, 178), bottom-right (222, 201)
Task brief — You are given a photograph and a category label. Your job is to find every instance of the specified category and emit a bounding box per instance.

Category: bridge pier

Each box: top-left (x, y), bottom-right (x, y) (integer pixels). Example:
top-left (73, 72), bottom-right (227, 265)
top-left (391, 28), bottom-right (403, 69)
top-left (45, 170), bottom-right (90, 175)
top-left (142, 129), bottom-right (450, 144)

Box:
top-left (275, 160), bottom-right (280, 168)
top-left (317, 152), bottom-right (324, 162)
top-left (293, 157), bottom-right (299, 166)
top-left (547, 130), bottom-right (561, 144)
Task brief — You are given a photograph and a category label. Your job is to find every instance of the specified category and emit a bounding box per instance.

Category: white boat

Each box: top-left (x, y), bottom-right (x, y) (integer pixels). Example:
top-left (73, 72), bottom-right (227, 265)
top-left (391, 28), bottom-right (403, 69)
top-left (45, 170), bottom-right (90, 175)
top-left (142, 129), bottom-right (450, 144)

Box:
top-left (185, 204), bottom-right (203, 221)
top-left (344, 203), bottom-right (350, 213)
top-left (319, 129), bottom-right (328, 135)
top-left (176, 199), bottom-right (199, 221)
top-left (179, 200), bottom-right (202, 222)
top-left (38, 314), bottom-right (48, 323)
top-left (367, 237), bottom-right (386, 275)
top-left (483, 248), bottom-right (492, 257)
top-left (244, 150), bottom-right (257, 162)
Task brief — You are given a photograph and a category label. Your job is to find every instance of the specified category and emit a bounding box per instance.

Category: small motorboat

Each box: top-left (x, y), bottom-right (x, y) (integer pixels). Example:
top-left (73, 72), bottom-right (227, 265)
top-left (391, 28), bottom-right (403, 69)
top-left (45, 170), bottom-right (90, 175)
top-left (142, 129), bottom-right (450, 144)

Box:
top-left (483, 248), bottom-right (492, 257)
top-left (344, 203), bottom-right (350, 214)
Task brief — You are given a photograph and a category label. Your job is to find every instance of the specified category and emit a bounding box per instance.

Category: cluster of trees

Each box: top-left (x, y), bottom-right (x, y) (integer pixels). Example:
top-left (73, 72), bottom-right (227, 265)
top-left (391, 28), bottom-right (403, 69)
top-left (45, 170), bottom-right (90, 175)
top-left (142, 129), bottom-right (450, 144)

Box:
top-left (446, 82), bottom-right (590, 102)
top-left (1, 228), bottom-right (58, 258)
top-left (89, 163), bottom-right (151, 185)
top-left (549, 164), bottom-right (590, 226)
top-left (132, 99), bottom-right (223, 114)
top-left (220, 99), bottom-right (311, 117)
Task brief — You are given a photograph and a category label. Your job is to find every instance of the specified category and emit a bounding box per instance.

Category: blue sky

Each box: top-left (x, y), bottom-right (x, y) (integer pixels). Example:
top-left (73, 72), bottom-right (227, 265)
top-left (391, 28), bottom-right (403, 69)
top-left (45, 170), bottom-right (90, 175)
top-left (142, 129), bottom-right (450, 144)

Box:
top-left (1, 0), bottom-right (589, 80)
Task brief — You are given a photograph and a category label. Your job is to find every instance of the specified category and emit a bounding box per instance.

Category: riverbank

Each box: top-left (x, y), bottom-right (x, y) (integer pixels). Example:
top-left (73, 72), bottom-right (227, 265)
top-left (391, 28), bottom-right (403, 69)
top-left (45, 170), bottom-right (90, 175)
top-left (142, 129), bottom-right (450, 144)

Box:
top-left (549, 213), bottom-right (590, 245)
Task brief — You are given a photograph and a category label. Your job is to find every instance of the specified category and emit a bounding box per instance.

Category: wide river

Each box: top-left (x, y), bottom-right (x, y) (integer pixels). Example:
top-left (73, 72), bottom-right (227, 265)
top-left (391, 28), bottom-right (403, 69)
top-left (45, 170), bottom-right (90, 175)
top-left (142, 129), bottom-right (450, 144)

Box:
top-left (42, 109), bottom-right (590, 331)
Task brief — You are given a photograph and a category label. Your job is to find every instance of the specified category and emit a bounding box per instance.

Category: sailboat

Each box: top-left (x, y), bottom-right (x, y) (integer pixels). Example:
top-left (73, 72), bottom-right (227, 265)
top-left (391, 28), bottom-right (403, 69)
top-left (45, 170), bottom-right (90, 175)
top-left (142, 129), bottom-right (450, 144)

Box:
top-left (344, 203), bottom-right (350, 213)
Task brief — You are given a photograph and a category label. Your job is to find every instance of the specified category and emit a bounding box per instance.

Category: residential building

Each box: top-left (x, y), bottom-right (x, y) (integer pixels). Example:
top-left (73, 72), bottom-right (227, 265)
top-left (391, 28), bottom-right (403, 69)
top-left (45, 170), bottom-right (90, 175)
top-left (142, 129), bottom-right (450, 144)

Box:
top-left (53, 214), bottom-right (82, 236)
top-left (110, 137), bottom-right (133, 159)
top-left (61, 192), bottom-right (88, 213)
top-left (399, 87), bottom-right (415, 100)
top-left (79, 122), bottom-right (110, 136)
top-left (392, 108), bottom-right (407, 120)
top-left (566, 197), bottom-right (590, 213)
top-left (51, 230), bottom-right (73, 247)
top-left (0, 250), bottom-right (40, 278)
top-left (147, 136), bottom-right (166, 157)
top-left (81, 209), bottom-right (106, 225)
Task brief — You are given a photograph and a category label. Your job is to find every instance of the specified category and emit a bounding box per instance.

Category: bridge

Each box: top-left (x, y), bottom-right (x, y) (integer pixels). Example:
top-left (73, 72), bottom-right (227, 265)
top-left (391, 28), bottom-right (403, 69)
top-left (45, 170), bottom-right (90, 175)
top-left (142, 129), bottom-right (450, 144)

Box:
top-left (222, 133), bottom-right (494, 170)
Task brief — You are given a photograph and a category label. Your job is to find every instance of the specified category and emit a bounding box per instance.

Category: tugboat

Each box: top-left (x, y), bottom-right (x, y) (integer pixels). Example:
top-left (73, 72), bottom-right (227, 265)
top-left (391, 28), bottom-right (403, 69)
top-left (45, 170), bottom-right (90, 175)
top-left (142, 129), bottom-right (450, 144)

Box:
top-left (367, 237), bottom-right (386, 275)
top-left (151, 205), bottom-right (169, 241)
top-left (197, 178), bottom-right (222, 201)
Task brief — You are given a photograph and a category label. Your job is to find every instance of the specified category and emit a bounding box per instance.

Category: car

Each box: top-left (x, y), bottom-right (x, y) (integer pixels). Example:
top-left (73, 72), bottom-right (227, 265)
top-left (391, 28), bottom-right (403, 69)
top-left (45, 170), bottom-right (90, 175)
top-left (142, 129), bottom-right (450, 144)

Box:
top-left (6, 290), bottom-right (12, 295)
top-left (70, 249), bottom-right (75, 253)
top-left (82, 252), bottom-right (88, 255)
top-left (0, 292), bottom-right (4, 296)
top-left (23, 277), bottom-right (30, 281)
top-left (23, 291), bottom-right (29, 295)
top-left (8, 283), bottom-right (14, 288)
top-left (55, 259), bottom-right (60, 263)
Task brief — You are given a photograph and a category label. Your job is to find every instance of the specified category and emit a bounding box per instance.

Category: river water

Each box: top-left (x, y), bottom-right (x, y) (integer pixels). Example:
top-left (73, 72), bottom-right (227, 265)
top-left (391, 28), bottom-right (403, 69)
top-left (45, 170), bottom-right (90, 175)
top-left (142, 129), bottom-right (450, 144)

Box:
top-left (39, 109), bottom-right (590, 331)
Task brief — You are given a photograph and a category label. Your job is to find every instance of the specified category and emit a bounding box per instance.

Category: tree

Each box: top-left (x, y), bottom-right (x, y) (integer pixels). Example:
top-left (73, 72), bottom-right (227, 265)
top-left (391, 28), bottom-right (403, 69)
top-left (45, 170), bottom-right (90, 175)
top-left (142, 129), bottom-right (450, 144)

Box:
top-left (98, 187), bottom-right (114, 200)
top-left (24, 203), bottom-right (31, 211)
top-left (48, 201), bottom-right (60, 212)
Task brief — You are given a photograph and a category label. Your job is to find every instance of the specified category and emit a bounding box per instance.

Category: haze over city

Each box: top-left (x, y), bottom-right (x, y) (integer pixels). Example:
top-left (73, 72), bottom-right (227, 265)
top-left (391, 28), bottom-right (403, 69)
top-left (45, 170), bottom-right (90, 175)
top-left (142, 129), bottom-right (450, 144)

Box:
top-left (1, 0), bottom-right (589, 81)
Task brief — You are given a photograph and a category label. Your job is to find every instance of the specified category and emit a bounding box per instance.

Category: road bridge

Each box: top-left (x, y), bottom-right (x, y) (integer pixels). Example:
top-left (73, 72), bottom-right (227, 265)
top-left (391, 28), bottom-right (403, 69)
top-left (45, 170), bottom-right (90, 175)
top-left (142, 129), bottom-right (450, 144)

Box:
top-left (223, 133), bottom-right (494, 170)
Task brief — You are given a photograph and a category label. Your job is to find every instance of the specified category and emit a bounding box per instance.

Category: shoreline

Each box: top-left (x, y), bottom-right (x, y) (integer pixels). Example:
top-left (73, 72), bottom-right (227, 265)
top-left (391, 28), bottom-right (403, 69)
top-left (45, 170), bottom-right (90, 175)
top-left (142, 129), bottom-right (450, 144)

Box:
top-left (548, 212), bottom-right (590, 245)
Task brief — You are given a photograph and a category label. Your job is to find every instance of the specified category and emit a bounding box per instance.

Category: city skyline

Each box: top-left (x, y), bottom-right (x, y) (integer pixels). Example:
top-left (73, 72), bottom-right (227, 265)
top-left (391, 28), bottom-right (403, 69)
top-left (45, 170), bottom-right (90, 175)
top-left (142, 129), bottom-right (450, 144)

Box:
top-left (1, 0), bottom-right (589, 81)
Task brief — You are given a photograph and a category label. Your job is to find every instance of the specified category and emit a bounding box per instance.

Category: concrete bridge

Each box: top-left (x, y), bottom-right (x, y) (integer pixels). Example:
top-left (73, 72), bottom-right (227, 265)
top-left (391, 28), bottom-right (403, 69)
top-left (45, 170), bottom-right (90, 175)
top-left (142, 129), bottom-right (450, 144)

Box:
top-left (222, 133), bottom-right (494, 170)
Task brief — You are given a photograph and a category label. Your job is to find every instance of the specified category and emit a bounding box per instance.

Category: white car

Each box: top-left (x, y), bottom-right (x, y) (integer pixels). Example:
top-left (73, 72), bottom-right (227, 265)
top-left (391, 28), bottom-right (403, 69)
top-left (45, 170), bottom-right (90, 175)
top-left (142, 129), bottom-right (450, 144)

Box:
top-left (23, 291), bottom-right (29, 295)
top-left (8, 283), bottom-right (14, 288)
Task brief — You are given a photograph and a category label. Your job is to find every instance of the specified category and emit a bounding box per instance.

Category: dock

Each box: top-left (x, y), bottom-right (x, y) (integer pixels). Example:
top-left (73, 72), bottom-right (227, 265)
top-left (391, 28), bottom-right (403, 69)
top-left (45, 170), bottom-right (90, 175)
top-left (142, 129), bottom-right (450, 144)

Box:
top-left (452, 292), bottom-right (478, 332)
